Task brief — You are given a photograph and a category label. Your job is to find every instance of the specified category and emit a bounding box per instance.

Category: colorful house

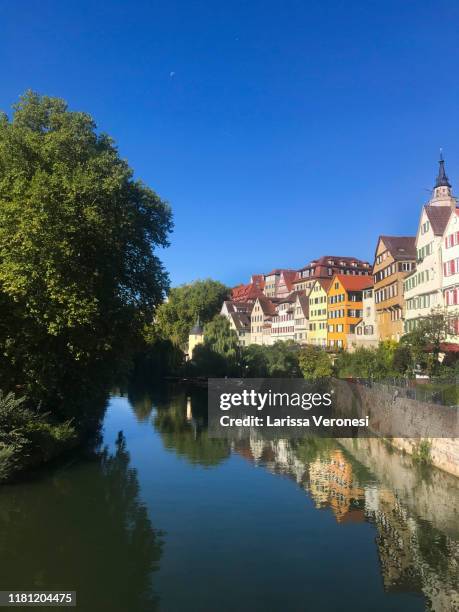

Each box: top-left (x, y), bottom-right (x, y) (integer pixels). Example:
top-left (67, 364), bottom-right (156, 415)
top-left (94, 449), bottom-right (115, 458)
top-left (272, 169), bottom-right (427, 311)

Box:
top-left (250, 296), bottom-right (277, 345)
top-left (293, 255), bottom-right (371, 294)
top-left (220, 300), bottom-right (253, 346)
top-left (308, 278), bottom-right (331, 347)
top-left (373, 236), bottom-right (416, 341)
top-left (327, 275), bottom-right (373, 349)
top-left (294, 293), bottom-right (309, 344)
top-left (270, 295), bottom-right (297, 343)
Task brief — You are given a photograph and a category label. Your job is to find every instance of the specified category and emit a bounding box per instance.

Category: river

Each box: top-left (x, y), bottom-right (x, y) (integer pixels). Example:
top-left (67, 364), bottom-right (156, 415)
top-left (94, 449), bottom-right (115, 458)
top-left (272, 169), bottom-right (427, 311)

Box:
top-left (0, 383), bottom-right (457, 611)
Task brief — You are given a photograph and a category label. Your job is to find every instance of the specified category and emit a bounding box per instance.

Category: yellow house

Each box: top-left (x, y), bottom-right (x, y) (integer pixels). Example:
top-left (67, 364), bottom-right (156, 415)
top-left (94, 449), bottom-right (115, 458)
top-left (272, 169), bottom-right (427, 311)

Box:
top-left (327, 275), bottom-right (373, 350)
top-left (308, 279), bottom-right (330, 347)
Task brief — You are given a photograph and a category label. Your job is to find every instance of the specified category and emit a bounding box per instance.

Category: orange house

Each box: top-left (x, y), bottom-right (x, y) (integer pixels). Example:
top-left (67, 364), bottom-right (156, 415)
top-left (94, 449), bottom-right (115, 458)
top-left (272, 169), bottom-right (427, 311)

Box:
top-left (327, 274), bottom-right (373, 349)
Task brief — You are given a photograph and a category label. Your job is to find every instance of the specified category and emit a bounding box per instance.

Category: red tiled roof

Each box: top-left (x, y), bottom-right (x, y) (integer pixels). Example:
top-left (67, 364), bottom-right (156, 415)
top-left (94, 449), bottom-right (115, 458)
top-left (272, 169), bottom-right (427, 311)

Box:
top-left (332, 274), bottom-right (373, 291)
top-left (231, 282), bottom-right (264, 302)
top-left (282, 269), bottom-right (298, 291)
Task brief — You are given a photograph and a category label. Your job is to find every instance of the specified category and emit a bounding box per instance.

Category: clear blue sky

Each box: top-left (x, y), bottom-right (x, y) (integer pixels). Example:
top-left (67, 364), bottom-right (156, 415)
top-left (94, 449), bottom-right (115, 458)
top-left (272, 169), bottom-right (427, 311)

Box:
top-left (2, 1), bottom-right (459, 287)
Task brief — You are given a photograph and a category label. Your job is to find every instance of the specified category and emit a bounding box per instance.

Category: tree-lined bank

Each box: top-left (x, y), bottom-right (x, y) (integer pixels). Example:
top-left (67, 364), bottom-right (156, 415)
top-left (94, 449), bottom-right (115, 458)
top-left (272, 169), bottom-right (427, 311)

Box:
top-left (0, 92), bottom-right (172, 480)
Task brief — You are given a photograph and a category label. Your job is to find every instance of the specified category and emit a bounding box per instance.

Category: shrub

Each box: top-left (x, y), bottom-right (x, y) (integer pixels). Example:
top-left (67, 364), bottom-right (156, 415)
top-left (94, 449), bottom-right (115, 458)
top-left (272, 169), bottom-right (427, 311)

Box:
top-left (0, 390), bottom-right (77, 482)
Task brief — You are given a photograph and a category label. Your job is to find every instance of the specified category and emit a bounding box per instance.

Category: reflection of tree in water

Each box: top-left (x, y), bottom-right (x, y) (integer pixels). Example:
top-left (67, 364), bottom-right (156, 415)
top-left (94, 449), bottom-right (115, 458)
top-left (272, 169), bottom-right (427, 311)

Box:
top-left (0, 433), bottom-right (163, 612)
top-left (153, 390), bottom-right (230, 467)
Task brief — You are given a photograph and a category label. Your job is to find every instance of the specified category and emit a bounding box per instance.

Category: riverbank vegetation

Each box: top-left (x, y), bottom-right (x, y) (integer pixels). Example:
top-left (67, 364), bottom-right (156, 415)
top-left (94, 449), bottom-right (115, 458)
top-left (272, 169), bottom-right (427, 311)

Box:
top-left (0, 91), bottom-right (172, 480)
top-left (140, 303), bottom-right (458, 401)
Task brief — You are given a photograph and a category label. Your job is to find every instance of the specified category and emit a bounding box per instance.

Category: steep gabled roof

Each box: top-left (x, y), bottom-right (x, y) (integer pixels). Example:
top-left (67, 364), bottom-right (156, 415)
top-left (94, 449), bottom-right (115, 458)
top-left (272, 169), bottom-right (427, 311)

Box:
top-left (312, 278), bottom-right (332, 292)
top-left (297, 294), bottom-right (309, 318)
top-left (424, 205), bottom-right (453, 236)
top-left (281, 270), bottom-right (298, 291)
top-left (378, 235), bottom-right (416, 261)
top-left (256, 296), bottom-right (278, 316)
top-left (229, 311), bottom-right (251, 331)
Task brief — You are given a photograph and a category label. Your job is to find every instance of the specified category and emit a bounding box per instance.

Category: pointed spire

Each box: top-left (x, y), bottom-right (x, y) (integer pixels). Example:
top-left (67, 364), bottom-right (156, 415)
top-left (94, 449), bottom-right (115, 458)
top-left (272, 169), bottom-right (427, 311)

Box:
top-left (190, 316), bottom-right (203, 335)
top-left (435, 149), bottom-right (451, 188)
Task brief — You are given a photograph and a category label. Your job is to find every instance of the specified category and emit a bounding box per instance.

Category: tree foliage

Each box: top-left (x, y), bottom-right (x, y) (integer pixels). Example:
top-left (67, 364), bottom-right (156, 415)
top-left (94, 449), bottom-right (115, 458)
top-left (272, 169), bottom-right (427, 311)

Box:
top-left (0, 91), bottom-right (172, 412)
top-left (298, 346), bottom-right (333, 380)
top-left (242, 341), bottom-right (300, 378)
top-left (401, 308), bottom-right (459, 374)
top-left (187, 315), bottom-right (240, 377)
top-left (203, 315), bottom-right (239, 361)
top-left (154, 279), bottom-right (230, 348)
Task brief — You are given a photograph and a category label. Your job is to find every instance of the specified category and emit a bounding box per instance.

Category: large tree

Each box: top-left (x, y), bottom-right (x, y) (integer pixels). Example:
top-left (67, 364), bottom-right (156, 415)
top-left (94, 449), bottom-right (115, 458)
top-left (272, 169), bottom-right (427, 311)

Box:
top-left (154, 279), bottom-right (230, 348)
top-left (0, 92), bottom-right (172, 415)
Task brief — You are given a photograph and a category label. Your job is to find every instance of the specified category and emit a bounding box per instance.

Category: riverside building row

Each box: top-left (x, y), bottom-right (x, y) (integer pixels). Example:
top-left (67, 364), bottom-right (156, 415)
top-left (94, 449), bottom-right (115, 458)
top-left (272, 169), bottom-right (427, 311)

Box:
top-left (218, 157), bottom-right (459, 351)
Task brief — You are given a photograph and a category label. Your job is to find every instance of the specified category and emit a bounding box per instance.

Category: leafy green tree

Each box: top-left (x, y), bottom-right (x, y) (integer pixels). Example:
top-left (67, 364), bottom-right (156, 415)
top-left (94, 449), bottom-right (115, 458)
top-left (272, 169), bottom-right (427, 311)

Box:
top-left (299, 345), bottom-right (333, 380)
top-left (374, 340), bottom-right (398, 378)
top-left (189, 344), bottom-right (229, 377)
top-left (392, 343), bottom-right (413, 376)
top-left (154, 279), bottom-right (229, 348)
top-left (186, 316), bottom-right (240, 377)
top-left (242, 344), bottom-right (269, 377)
top-left (204, 315), bottom-right (239, 360)
top-left (401, 308), bottom-right (458, 374)
top-left (0, 91), bottom-right (172, 413)
top-left (298, 345), bottom-right (321, 379)
top-left (265, 341), bottom-right (300, 377)
top-left (313, 350), bottom-right (334, 379)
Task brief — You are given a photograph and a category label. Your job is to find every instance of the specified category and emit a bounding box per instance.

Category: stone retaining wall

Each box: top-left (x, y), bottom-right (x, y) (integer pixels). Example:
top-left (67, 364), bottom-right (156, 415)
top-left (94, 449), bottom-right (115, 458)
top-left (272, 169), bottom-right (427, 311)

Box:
top-left (332, 379), bottom-right (459, 477)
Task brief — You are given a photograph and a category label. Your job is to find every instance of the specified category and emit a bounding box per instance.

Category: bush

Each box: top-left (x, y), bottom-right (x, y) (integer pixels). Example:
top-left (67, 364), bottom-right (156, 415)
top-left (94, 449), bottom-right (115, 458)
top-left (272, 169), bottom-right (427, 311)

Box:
top-left (0, 390), bottom-right (77, 482)
top-left (298, 346), bottom-right (333, 380)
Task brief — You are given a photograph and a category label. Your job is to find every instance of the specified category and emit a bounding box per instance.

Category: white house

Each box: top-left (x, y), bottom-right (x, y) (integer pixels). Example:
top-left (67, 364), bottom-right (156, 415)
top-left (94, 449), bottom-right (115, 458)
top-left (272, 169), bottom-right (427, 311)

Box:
top-left (441, 208), bottom-right (459, 342)
top-left (404, 156), bottom-right (456, 332)
top-left (347, 285), bottom-right (379, 350)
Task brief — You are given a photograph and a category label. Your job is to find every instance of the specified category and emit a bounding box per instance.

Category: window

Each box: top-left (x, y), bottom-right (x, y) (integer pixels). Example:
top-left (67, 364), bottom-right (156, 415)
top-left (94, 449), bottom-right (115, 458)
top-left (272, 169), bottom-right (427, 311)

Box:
top-left (445, 231), bottom-right (459, 249)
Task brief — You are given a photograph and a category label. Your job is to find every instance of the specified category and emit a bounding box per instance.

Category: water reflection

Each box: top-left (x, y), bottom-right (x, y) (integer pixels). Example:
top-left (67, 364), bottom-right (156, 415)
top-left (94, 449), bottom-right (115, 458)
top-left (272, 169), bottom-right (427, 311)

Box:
top-left (127, 383), bottom-right (458, 611)
top-left (0, 383), bottom-right (458, 612)
top-left (0, 432), bottom-right (163, 612)
top-left (234, 434), bottom-right (459, 612)
top-left (124, 380), bottom-right (230, 467)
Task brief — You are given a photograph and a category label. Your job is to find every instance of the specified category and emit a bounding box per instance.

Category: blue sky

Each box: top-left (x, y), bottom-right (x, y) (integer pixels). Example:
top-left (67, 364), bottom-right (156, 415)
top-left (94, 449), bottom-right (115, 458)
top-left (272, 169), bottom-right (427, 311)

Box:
top-left (2, 1), bottom-right (459, 287)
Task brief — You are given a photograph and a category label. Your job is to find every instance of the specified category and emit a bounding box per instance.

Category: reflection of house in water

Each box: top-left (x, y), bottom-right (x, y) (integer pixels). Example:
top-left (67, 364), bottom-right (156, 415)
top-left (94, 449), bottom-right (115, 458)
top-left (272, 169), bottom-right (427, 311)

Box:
top-left (232, 435), bottom-right (459, 611)
top-left (370, 495), bottom-right (459, 612)
top-left (308, 450), bottom-right (365, 523)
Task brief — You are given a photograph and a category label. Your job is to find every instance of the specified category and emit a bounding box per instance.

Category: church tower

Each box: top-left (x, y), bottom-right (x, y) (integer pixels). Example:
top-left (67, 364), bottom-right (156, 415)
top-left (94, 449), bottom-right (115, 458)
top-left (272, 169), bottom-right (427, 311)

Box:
top-left (430, 152), bottom-right (457, 210)
top-left (187, 317), bottom-right (204, 359)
